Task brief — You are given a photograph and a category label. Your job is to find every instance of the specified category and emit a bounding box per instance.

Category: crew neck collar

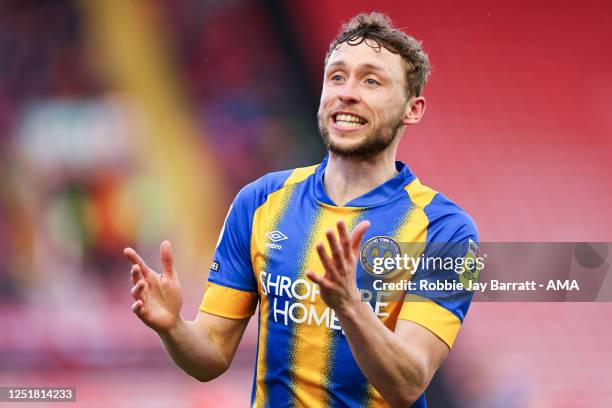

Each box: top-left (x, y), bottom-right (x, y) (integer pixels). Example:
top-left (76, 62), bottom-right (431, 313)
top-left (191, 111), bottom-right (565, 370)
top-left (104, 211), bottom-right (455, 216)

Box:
top-left (313, 156), bottom-right (416, 208)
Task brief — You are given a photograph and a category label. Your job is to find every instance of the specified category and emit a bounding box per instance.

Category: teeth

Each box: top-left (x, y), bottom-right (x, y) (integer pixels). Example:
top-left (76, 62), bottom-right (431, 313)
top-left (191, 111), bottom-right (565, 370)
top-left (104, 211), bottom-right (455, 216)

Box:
top-left (335, 121), bottom-right (362, 128)
top-left (335, 113), bottom-right (365, 124)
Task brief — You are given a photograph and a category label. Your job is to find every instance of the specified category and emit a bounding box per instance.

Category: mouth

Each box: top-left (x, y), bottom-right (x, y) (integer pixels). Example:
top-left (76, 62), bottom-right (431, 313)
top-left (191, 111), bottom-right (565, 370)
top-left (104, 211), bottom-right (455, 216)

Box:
top-left (331, 111), bottom-right (368, 131)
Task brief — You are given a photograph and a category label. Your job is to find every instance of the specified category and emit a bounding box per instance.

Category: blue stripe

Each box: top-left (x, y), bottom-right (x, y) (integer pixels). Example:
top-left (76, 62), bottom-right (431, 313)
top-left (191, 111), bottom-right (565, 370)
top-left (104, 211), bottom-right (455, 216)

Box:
top-left (329, 330), bottom-right (370, 408)
top-left (357, 198), bottom-right (415, 302)
top-left (410, 192), bottom-right (479, 322)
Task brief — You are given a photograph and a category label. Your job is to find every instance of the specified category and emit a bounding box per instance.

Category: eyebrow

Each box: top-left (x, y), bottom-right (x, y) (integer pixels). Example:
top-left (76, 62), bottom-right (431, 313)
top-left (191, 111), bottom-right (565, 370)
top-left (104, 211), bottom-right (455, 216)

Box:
top-left (326, 60), bottom-right (387, 74)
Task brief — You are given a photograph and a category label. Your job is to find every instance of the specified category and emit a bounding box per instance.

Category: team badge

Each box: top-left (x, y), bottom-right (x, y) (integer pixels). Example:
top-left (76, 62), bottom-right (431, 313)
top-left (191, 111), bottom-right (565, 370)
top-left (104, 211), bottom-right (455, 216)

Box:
top-left (360, 236), bottom-right (401, 276)
top-left (459, 239), bottom-right (482, 290)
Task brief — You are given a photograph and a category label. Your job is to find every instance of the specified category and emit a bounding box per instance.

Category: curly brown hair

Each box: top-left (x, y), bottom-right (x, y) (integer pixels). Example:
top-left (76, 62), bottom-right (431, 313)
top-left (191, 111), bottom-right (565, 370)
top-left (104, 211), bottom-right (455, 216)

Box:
top-left (325, 12), bottom-right (430, 98)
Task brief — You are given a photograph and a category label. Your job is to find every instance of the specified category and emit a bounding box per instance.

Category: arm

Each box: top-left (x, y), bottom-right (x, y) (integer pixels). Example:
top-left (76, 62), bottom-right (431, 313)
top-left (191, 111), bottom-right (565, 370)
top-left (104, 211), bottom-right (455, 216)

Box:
top-left (158, 311), bottom-right (250, 382)
top-left (335, 301), bottom-right (448, 406)
top-left (124, 241), bottom-right (250, 382)
top-left (307, 221), bottom-right (449, 407)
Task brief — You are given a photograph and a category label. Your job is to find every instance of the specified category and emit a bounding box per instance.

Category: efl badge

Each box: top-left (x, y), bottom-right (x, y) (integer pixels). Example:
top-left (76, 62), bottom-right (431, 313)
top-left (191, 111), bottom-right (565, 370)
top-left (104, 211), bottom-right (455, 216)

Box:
top-left (459, 239), bottom-right (482, 290)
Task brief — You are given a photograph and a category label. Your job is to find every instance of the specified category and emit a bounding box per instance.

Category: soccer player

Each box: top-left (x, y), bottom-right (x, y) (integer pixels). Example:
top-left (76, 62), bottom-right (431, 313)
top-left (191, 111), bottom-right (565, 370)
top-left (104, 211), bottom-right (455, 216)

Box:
top-left (125, 12), bottom-right (478, 408)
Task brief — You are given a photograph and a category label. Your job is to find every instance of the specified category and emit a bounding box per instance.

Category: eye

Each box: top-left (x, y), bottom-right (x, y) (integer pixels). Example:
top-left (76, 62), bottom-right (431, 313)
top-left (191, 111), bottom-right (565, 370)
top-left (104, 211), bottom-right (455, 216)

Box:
top-left (365, 78), bottom-right (380, 85)
top-left (331, 74), bottom-right (344, 82)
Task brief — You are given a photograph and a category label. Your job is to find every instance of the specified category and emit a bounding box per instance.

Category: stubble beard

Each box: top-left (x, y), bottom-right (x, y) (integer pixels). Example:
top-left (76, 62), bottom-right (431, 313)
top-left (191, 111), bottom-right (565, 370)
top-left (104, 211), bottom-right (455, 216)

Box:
top-left (317, 109), bottom-right (404, 160)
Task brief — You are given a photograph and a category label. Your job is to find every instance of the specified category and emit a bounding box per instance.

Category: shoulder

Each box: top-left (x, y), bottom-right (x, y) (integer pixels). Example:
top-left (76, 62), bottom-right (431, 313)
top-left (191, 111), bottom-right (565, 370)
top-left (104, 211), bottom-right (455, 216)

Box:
top-left (405, 178), bottom-right (478, 242)
top-left (426, 192), bottom-right (478, 241)
top-left (234, 164), bottom-right (319, 211)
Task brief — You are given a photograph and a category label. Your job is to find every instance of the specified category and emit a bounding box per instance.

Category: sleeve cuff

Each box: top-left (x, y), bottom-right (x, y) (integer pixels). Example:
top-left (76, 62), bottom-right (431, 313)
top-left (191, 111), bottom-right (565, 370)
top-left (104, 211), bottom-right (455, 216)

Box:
top-left (199, 282), bottom-right (258, 319)
top-left (398, 294), bottom-right (462, 348)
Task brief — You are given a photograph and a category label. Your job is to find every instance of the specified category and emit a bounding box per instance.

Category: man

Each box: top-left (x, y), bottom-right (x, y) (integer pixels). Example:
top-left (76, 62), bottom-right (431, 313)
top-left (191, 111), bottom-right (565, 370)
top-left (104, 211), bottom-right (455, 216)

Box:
top-left (125, 12), bottom-right (478, 408)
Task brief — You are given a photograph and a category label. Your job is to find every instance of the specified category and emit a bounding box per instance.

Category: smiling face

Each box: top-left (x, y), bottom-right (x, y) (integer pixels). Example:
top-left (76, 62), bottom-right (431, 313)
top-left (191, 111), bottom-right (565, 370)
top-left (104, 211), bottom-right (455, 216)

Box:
top-left (317, 39), bottom-right (413, 159)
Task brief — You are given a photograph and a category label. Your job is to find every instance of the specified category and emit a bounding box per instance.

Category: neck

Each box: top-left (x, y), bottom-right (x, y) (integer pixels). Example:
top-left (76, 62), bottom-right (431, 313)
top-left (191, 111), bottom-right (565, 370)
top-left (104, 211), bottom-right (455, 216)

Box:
top-left (324, 149), bottom-right (399, 206)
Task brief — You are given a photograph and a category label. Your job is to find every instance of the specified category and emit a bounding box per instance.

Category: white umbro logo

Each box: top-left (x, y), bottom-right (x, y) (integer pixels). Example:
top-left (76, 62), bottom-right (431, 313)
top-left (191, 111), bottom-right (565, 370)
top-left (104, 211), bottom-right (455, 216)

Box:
top-left (265, 231), bottom-right (287, 250)
top-left (266, 230), bottom-right (288, 243)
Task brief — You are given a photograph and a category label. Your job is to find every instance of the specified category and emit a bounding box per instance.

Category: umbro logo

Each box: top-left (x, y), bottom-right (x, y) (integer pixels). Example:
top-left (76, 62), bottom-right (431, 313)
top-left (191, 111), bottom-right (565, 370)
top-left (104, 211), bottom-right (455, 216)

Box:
top-left (265, 230), bottom-right (287, 250)
top-left (266, 231), bottom-right (288, 243)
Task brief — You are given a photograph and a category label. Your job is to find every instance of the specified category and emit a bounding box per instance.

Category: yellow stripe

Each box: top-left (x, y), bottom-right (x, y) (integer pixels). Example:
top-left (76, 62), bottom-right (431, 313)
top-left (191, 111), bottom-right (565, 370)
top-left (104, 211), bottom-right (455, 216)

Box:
top-left (290, 206), bottom-right (361, 407)
top-left (253, 290), bottom-right (270, 408)
top-left (400, 179), bottom-right (462, 348)
top-left (251, 187), bottom-right (300, 282)
top-left (252, 187), bottom-right (293, 407)
top-left (376, 181), bottom-right (435, 332)
top-left (283, 164), bottom-right (319, 186)
top-left (199, 282), bottom-right (257, 319)
top-left (398, 295), bottom-right (462, 348)
top-left (404, 178), bottom-right (437, 209)
top-left (392, 178), bottom-right (436, 253)
top-left (366, 383), bottom-right (387, 408)
top-left (251, 169), bottom-right (314, 407)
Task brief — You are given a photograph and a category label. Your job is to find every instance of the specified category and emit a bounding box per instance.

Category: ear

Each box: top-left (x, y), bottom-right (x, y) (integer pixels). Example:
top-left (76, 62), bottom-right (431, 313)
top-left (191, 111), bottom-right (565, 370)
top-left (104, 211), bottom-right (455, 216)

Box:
top-left (402, 96), bottom-right (426, 125)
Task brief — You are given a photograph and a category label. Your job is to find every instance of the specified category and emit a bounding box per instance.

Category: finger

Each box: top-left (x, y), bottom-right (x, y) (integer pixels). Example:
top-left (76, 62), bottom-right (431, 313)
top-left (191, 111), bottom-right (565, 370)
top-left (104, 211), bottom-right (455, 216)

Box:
top-left (326, 229), bottom-right (344, 272)
top-left (307, 270), bottom-right (323, 284)
top-left (307, 271), bottom-right (335, 291)
top-left (131, 280), bottom-right (146, 299)
top-left (124, 247), bottom-right (151, 278)
top-left (350, 220), bottom-right (371, 254)
top-left (316, 242), bottom-right (336, 278)
top-left (160, 240), bottom-right (177, 278)
top-left (131, 299), bottom-right (144, 316)
top-left (337, 220), bottom-right (351, 259)
top-left (131, 264), bottom-right (143, 285)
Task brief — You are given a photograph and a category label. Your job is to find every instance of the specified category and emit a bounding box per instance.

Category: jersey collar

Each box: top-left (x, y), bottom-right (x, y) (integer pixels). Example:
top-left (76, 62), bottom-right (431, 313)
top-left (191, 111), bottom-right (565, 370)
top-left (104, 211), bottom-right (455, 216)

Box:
top-left (313, 156), bottom-right (416, 208)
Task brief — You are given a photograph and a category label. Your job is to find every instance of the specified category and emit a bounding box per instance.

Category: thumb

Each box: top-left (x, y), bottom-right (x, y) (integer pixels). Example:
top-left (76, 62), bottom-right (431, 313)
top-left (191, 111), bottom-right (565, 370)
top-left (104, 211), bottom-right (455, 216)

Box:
top-left (160, 240), bottom-right (177, 277)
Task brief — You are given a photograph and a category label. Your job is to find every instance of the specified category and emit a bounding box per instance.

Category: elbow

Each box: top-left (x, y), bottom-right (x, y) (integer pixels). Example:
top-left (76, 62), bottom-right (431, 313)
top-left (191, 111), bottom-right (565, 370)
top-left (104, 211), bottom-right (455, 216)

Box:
top-left (387, 390), bottom-right (422, 408)
top-left (400, 390), bottom-right (423, 407)
top-left (386, 370), bottom-right (429, 407)
top-left (395, 357), bottom-right (431, 406)
top-left (194, 369), bottom-right (224, 383)
top-left (191, 360), bottom-right (230, 383)
top-left (401, 375), bottom-right (430, 406)
top-left (195, 375), bottom-right (216, 383)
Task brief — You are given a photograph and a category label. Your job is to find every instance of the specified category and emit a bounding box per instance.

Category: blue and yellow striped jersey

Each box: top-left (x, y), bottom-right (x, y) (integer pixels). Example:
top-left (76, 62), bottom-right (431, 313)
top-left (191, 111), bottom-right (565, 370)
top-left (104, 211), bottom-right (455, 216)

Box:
top-left (200, 157), bottom-right (478, 408)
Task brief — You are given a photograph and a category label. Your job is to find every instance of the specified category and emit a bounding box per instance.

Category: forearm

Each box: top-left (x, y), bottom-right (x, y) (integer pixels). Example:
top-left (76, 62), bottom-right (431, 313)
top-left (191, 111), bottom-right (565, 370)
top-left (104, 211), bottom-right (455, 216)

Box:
top-left (337, 302), bottom-right (428, 407)
top-left (158, 317), bottom-right (229, 382)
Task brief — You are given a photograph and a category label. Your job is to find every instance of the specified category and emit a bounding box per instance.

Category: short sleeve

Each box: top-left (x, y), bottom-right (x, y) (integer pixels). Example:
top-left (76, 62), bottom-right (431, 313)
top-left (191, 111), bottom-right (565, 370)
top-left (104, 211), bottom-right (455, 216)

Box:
top-left (398, 207), bottom-right (480, 348)
top-left (199, 187), bottom-right (259, 319)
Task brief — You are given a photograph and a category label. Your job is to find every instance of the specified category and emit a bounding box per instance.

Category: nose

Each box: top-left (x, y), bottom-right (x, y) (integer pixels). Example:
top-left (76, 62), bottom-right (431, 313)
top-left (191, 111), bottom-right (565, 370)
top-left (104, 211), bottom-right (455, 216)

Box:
top-left (338, 78), bottom-right (361, 104)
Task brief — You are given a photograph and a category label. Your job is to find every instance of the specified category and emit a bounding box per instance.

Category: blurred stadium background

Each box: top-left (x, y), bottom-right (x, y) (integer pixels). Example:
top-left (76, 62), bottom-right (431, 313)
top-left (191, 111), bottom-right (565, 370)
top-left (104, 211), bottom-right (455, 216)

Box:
top-left (0, 0), bottom-right (611, 407)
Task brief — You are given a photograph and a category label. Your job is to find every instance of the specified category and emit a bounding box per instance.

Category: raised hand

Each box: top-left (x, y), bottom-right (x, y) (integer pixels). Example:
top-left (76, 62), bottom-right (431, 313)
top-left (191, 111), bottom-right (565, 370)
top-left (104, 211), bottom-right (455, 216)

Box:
top-left (307, 220), bottom-right (370, 314)
top-left (124, 241), bottom-right (183, 333)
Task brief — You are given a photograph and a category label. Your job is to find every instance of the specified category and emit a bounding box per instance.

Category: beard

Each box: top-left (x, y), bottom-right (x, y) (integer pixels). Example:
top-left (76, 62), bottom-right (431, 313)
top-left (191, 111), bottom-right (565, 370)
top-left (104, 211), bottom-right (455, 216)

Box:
top-left (317, 108), bottom-right (404, 159)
